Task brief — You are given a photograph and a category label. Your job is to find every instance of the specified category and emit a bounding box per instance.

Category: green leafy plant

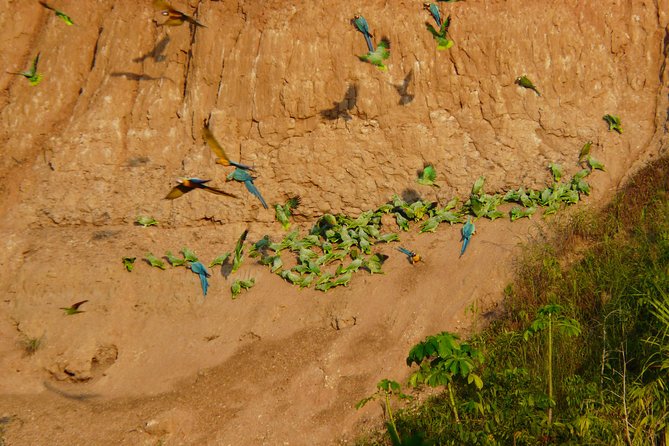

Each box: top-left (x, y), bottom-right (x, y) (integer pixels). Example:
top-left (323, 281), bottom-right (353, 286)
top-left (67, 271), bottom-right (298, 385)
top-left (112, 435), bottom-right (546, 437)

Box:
top-left (356, 379), bottom-right (412, 445)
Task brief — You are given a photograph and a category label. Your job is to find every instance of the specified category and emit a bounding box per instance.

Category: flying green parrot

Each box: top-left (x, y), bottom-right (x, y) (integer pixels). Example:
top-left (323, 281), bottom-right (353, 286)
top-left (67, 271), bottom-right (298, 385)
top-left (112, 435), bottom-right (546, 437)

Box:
top-left (232, 229), bottom-right (249, 273)
top-left (60, 300), bottom-right (88, 315)
top-left (350, 15), bottom-right (374, 52)
top-left (202, 121), bottom-right (254, 171)
top-left (460, 217), bottom-right (475, 257)
top-left (423, 3), bottom-right (442, 28)
top-left (226, 168), bottom-right (268, 209)
top-left (165, 178), bottom-right (237, 200)
top-left (122, 256), bottom-right (136, 272)
top-left (425, 13), bottom-right (453, 50)
top-left (8, 53), bottom-right (42, 86)
top-left (358, 37), bottom-right (391, 71)
top-left (39, 1), bottom-right (74, 25)
top-left (417, 164), bottom-right (439, 187)
top-left (515, 75), bottom-right (541, 96)
top-left (189, 261), bottom-right (210, 296)
top-left (274, 196), bottom-right (301, 230)
top-left (154, 0), bottom-right (206, 27)
top-left (398, 247), bottom-right (422, 264)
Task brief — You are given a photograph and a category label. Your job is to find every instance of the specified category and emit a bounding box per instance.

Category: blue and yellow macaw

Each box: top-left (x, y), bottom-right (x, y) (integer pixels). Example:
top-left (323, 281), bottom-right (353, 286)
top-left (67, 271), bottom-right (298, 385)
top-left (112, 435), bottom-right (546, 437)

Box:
top-left (189, 261), bottom-right (211, 296)
top-left (351, 15), bottom-right (374, 52)
top-left (226, 168), bottom-right (268, 209)
top-left (165, 178), bottom-right (237, 200)
top-left (202, 121), bottom-right (254, 171)
top-left (460, 216), bottom-right (476, 257)
top-left (423, 3), bottom-right (441, 28)
top-left (154, 0), bottom-right (206, 27)
top-left (397, 247), bottom-right (422, 264)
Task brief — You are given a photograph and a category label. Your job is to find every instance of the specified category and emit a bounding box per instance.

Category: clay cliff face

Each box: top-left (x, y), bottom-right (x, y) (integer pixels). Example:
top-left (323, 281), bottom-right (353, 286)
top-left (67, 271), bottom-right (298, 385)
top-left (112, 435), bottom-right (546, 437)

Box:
top-left (1, 0), bottom-right (667, 229)
top-left (0, 0), bottom-right (668, 445)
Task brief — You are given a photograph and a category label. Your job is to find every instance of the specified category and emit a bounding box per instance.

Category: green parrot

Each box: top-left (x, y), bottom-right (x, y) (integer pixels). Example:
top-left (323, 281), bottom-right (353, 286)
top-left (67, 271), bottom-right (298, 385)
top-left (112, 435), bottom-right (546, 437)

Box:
top-left (60, 300), bottom-right (88, 315)
top-left (209, 253), bottom-right (230, 267)
top-left (39, 1), bottom-right (74, 25)
top-left (122, 257), bottom-right (136, 272)
top-left (231, 278), bottom-right (255, 299)
top-left (578, 141), bottom-right (593, 164)
top-left (165, 251), bottom-right (187, 267)
top-left (358, 37), bottom-right (391, 71)
top-left (548, 163), bottom-right (563, 183)
top-left (135, 215), bottom-right (158, 227)
top-left (515, 75), bottom-right (541, 96)
top-left (232, 229), bottom-right (249, 273)
top-left (603, 114), bottom-right (623, 133)
top-left (425, 13), bottom-right (454, 50)
top-left (180, 247), bottom-right (198, 263)
top-left (8, 53), bottom-right (43, 86)
top-left (146, 253), bottom-right (167, 269)
top-left (274, 196), bottom-right (301, 230)
top-left (587, 156), bottom-right (605, 171)
top-left (417, 164), bottom-right (439, 187)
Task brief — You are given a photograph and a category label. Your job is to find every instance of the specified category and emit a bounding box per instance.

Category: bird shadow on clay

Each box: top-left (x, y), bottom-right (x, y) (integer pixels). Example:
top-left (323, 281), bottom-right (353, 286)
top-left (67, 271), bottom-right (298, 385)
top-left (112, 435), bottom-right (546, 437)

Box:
top-left (43, 381), bottom-right (101, 402)
top-left (110, 72), bottom-right (164, 81)
top-left (401, 188), bottom-right (424, 204)
top-left (133, 35), bottom-right (170, 63)
top-left (393, 69), bottom-right (414, 105)
top-left (319, 84), bottom-right (357, 121)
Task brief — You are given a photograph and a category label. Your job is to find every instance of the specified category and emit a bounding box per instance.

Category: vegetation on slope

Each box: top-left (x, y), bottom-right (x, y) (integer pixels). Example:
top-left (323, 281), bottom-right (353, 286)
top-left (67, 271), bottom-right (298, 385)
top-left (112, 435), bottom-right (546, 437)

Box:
top-left (355, 157), bottom-right (669, 446)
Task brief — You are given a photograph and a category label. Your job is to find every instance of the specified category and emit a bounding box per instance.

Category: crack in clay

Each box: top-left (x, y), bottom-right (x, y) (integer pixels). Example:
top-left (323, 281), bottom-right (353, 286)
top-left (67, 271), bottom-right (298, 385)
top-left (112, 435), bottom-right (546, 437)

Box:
top-left (90, 27), bottom-right (104, 72)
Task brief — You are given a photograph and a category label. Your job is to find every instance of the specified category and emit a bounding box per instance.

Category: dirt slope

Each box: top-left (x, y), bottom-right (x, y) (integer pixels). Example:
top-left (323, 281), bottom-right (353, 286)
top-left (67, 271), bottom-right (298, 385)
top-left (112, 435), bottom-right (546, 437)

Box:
top-left (0, 0), bottom-right (668, 444)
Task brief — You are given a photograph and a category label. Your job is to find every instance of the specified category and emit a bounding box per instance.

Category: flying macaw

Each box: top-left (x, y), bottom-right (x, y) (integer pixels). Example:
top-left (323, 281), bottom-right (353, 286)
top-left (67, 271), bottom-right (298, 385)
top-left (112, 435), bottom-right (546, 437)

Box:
top-left (8, 53), bottom-right (42, 86)
top-left (164, 178), bottom-right (237, 200)
top-left (358, 37), bottom-right (391, 71)
top-left (460, 217), bottom-right (476, 257)
top-left (39, 1), bottom-right (74, 25)
top-left (153, 0), bottom-right (206, 27)
top-left (226, 168), bottom-right (268, 209)
top-left (515, 75), bottom-right (541, 96)
top-left (351, 15), bottom-right (374, 52)
top-left (60, 300), bottom-right (88, 315)
top-left (397, 247), bottom-right (422, 264)
top-left (202, 121), bottom-right (254, 171)
top-left (189, 261), bottom-right (211, 296)
top-left (423, 3), bottom-right (441, 28)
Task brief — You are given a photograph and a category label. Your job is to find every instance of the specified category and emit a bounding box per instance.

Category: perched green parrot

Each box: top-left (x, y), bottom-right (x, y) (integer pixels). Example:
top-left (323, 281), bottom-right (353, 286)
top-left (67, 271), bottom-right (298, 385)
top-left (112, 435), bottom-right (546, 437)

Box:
top-left (231, 278), bottom-right (255, 299)
top-left (364, 253), bottom-right (388, 274)
top-left (39, 1), bottom-right (74, 25)
top-left (510, 207), bottom-right (537, 221)
top-left (8, 53), bottom-right (42, 86)
top-left (358, 37), bottom-right (391, 71)
top-left (154, 0), bottom-right (206, 27)
top-left (274, 196), bottom-right (301, 230)
top-left (280, 269), bottom-right (301, 284)
top-left (135, 215), bottom-right (158, 227)
top-left (417, 164), bottom-right (439, 187)
top-left (202, 121), bottom-right (254, 170)
top-left (60, 300), bottom-right (88, 315)
top-left (122, 257), bottom-right (136, 272)
top-left (578, 141), bottom-right (593, 164)
top-left (603, 114), bottom-right (623, 133)
top-left (165, 251), bottom-right (187, 267)
top-left (209, 253), bottom-right (230, 268)
top-left (232, 229), bottom-right (249, 273)
top-left (460, 217), bottom-right (475, 257)
top-left (180, 247), bottom-right (198, 262)
top-left (189, 261), bottom-right (210, 296)
top-left (351, 15), bottom-right (374, 52)
top-left (548, 163), bottom-right (563, 183)
top-left (146, 253), bottom-right (167, 269)
top-left (226, 168), bottom-right (268, 209)
top-left (515, 75), bottom-right (541, 96)
top-left (165, 178), bottom-right (237, 200)
top-left (587, 156), bottom-right (605, 171)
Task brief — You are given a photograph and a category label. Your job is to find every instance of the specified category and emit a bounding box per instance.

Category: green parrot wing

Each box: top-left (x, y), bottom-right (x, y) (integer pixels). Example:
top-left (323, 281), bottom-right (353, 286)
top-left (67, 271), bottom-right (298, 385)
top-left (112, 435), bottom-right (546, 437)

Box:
top-left (232, 229), bottom-right (249, 273)
top-left (122, 257), bottom-right (136, 272)
top-left (417, 164), bottom-right (438, 186)
top-left (146, 253), bottom-right (167, 269)
top-left (425, 22), bottom-right (443, 38)
top-left (587, 156), bottom-right (606, 171)
top-left (209, 253), bottom-right (230, 267)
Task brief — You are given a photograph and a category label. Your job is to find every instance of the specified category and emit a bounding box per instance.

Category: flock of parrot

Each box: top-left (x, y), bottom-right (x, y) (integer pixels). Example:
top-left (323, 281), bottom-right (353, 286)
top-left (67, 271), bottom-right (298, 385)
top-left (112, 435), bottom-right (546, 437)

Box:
top-left (9, 1), bottom-right (616, 305)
